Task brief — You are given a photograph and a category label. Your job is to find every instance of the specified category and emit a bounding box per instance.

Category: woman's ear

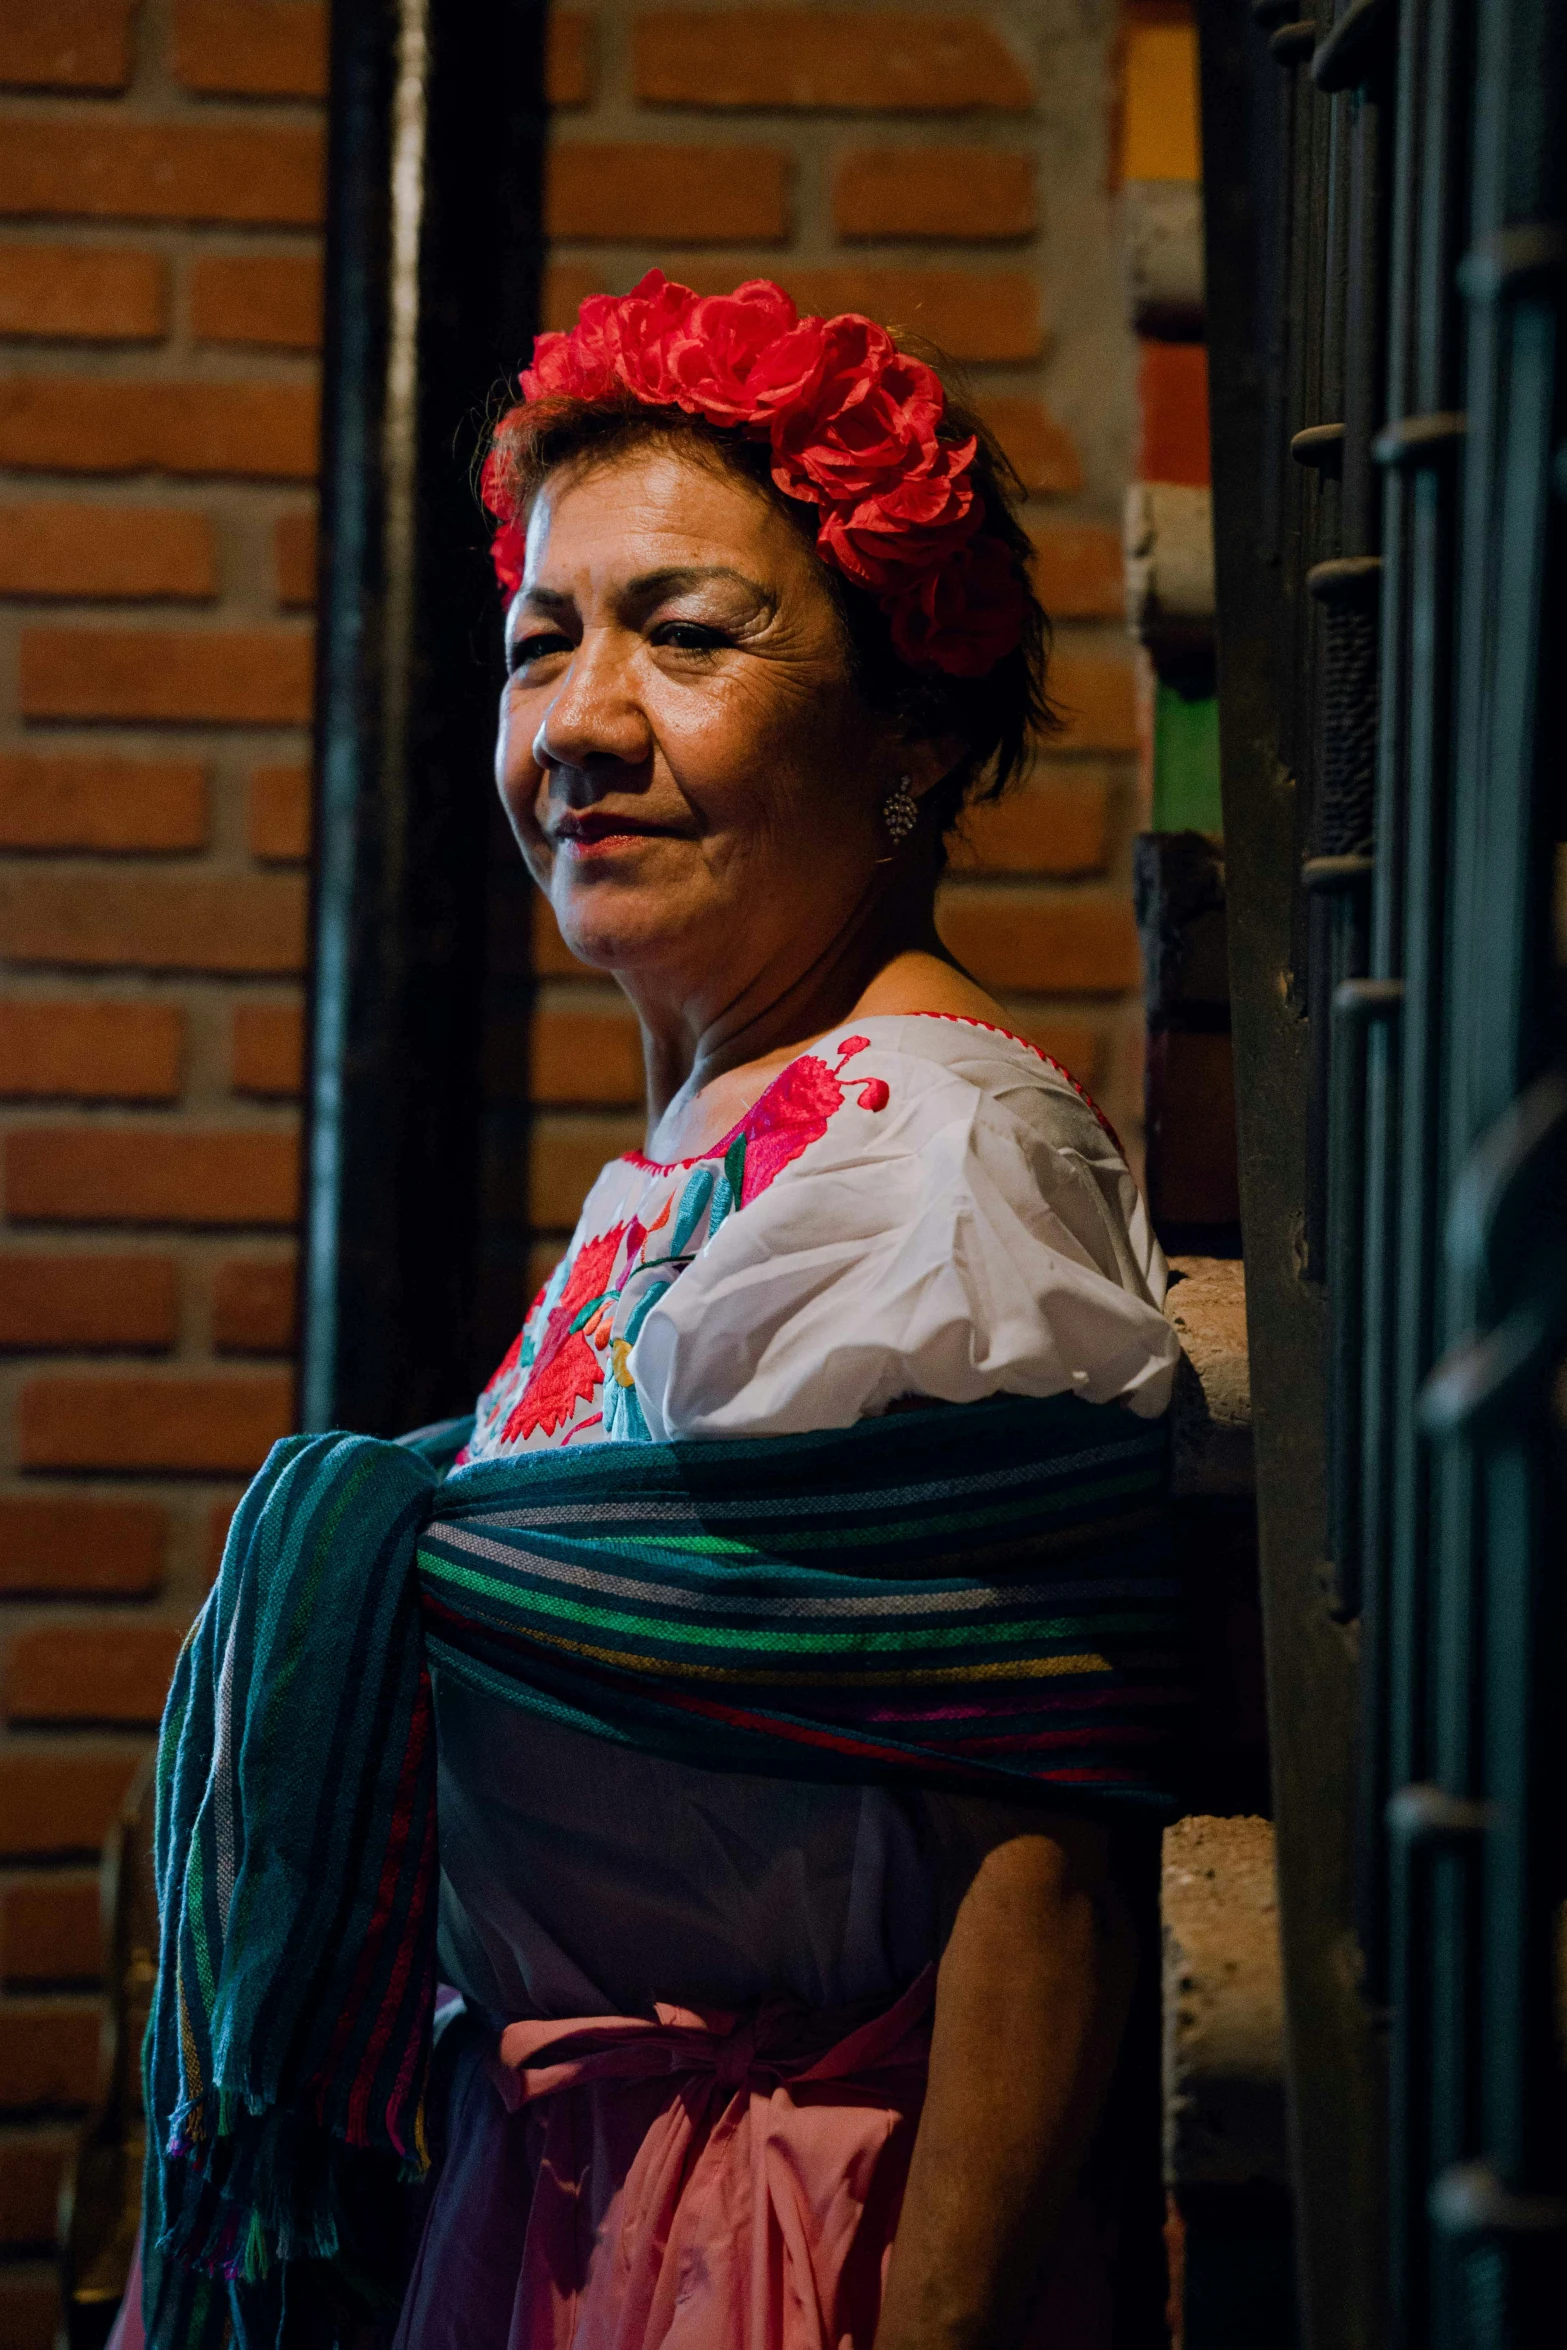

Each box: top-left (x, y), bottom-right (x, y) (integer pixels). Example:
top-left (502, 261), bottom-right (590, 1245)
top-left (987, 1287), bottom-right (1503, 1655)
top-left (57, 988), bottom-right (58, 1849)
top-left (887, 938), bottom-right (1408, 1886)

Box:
top-left (900, 735), bottom-right (968, 803)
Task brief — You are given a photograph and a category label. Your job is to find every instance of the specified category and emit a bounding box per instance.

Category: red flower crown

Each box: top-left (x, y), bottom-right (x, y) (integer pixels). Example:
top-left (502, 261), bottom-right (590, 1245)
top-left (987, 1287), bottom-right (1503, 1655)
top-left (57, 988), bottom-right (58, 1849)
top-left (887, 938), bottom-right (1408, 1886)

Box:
top-left (482, 270), bottom-right (1027, 679)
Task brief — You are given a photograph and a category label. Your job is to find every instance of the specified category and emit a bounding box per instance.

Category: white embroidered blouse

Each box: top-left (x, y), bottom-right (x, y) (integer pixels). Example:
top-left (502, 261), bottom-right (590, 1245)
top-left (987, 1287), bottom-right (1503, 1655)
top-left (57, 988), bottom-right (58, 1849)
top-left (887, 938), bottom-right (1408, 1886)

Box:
top-left (464, 1012), bottom-right (1178, 1460)
top-left (441, 1013), bottom-right (1179, 2021)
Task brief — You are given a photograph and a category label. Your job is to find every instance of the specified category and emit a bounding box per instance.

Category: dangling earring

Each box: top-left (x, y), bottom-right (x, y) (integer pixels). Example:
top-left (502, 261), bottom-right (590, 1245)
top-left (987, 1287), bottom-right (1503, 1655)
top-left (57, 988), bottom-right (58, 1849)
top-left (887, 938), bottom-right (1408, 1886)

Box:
top-left (882, 775), bottom-right (918, 843)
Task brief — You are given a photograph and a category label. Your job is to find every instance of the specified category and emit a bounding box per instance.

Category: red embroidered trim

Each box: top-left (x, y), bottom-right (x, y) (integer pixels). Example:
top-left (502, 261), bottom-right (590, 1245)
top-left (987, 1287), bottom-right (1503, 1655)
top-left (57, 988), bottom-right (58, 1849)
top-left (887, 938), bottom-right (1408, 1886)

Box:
top-left (623, 1058), bottom-right (808, 1174)
top-left (890, 1011), bottom-right (1126, 1156)
top-left (624, 1012), bottom-right (1122, 1172)
top-left (501, 1222), bottom-right (625, 1441)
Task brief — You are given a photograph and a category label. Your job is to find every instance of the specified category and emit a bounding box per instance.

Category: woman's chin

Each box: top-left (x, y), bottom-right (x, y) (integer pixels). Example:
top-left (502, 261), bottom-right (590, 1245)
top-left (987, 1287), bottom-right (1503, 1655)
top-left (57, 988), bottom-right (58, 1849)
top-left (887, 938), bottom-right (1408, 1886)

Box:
top-left (552, 887), bottom-right (703, 977)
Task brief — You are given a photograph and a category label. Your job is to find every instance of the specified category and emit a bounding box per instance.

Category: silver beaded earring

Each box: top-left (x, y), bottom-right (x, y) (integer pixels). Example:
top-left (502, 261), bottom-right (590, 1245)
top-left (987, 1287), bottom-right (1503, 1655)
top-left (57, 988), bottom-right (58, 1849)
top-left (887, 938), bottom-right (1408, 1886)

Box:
top-left (882, 775), bottom-right (919, 844)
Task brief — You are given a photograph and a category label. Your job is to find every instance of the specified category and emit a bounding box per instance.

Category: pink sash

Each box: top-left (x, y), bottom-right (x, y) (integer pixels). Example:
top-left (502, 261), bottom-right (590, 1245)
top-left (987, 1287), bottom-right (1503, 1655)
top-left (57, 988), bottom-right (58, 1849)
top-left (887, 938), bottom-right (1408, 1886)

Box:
top-left (486, 1970), bottom-right (936, 2350)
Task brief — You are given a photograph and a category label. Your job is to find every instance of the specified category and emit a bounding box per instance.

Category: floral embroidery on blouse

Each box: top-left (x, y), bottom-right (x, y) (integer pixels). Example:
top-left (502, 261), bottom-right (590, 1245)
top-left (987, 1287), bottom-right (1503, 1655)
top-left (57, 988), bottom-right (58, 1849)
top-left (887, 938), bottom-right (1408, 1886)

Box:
top-left (466, 1034), bottom-right (887, 1456)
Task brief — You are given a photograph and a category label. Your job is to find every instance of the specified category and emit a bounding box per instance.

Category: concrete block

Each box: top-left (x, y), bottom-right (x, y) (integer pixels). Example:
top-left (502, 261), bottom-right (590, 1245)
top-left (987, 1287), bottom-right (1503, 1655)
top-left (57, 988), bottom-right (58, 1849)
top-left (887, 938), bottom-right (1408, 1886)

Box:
top-left (1125, 482), bottom-right (1215, 646)
top-left (1122, 179), bottom-right (1206, 339)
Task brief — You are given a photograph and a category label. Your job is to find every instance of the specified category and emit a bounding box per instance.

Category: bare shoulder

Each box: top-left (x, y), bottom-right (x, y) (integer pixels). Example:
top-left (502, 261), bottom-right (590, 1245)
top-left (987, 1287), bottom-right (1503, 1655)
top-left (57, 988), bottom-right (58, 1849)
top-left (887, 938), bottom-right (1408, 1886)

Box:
top-left (851, 946), bottom-right (1012, 1027)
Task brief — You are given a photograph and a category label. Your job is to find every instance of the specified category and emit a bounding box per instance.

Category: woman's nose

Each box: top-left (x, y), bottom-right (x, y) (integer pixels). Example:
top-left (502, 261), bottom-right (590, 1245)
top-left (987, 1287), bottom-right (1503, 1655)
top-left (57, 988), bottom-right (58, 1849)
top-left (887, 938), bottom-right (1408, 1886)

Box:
top-left (533, 631), bottom-right (652, 776)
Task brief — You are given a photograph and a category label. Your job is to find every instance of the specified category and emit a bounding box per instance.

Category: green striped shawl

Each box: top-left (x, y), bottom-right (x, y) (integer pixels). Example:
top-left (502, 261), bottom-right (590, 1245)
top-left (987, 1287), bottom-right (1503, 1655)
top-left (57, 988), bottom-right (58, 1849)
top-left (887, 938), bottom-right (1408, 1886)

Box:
top-left (143, 1392), bottom-right (1184, 2347)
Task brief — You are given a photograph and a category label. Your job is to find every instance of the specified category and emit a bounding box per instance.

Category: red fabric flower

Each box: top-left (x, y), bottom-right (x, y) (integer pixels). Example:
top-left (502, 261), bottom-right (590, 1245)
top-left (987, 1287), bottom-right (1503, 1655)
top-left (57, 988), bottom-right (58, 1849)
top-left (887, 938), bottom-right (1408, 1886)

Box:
top-left (886, 533), bottom-right (1028, 677)
top-left (493, 273), bottom-right (1028, 676)
top-left (604, 270), bottom-right (699, 402)
top-left (768, 321), bottom-right (952, 507)
top-left (519, 319), bottom-right (617, 403)
top-left (666, 279), bottom-right (800, 424)
top-left (815, 447), bottom-right (983, 593)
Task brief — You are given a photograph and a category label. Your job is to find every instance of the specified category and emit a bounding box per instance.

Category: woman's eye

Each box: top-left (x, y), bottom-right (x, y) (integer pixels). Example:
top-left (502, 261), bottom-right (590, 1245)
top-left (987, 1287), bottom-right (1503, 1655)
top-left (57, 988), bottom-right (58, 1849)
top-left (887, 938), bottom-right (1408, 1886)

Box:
top-left (654, 621), bottom-right (726, 652)
top-left (509, 632), bottom-right (573, 672)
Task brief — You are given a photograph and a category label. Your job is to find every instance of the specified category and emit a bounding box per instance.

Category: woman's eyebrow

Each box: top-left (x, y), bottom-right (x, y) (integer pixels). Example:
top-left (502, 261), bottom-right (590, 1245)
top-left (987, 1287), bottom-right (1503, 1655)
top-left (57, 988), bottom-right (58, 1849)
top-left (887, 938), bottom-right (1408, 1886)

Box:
top-left (513, 566), bottom-right (774, 627)
top-left (618, 564), bottom-right (773, 617)
top-left (515, 585), bottom-right (575, 617)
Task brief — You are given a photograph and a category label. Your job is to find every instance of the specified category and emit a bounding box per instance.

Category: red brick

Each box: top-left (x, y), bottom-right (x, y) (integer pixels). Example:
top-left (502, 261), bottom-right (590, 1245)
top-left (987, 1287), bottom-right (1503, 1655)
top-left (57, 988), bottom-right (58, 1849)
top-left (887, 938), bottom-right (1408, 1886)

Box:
top-left (0, 502), bottom-right (216, 600)
top-left (0, 754), bottom-right (206, 851)
top-left (232, 1001), bottom-right (303, 1095)
top-left (5, 1127), bottom-right (299, 1227)
top-left (0, 2133), bottom-right (74, 2244)
top-left (0, 2000), bottom-right (102, 2106)
top-left (172, 0), bottom-right (326, 97)
top-left (0, 1002), bottom-right (183, 1102)
top-left (834, 149), bottom-right (1035, 240)
top-left (1030, 522), bottom-right (1124, 620)
top-left (976, 396), bottom-right (1083, 495)
top-left (0, 242), bottom-right (165, 340)
top-left (20, 626), bottom-right (314, 724)
top-left (531, 1006), bottom-right (644, 1107)
top-left (6, 1623), bottom-right (186, 1723)
top-left (190, 251), bottom-right (322, 349)
top-left (1138, 341), bottom-right (1210, 488)
top-left (0, 2263), bottom-right (62, 2346)
top-left (0, 377), bottom-right (318, 478)
top-left (0, 0), bottom-right (136, 92)
top-left (17, 1376), bottom-right (292, 1476)
top-left (634, 13), bottom-right (1033, 111)
top-left (1047, 653), bottom-right (1138, 753)
top-left (547, 10), bottom-right (593, 105)
top-left (948, 778), bottom-right (1110, 876)
top-left (0, 1496), bottom-right (166, 1597)
top-left (0, 1751), bottom-right (144, 1859)
top-left (547, 145), bottom-right (790, 243)
top-left (0, 119), bottom-right (323, 226)
top-left (248, 762), bottom-right (312, 859)
top-left (1003, 1014), bottom-right (1104, 1090)
top-left (212, 1255), bottom-right (296, 1352)
top-left (531, 1116), bottom-right (643, 1230)
top-left (0, 1251), bottom-right (178, 1350)
top-left (0, 1878), bottom-right (101, 1985)
top-left (679, 262), bottom-right (1041, 362)
top-left (937, 887), bottom-right (1142, 993)
top-left (532, 898), bottom-right (594, 978)
top-left (0, 871), bottom-right (305, 974)
top-left (542, 261), bottom-right (604, 333)
top-left (273, 513), bottom-right (316, 609)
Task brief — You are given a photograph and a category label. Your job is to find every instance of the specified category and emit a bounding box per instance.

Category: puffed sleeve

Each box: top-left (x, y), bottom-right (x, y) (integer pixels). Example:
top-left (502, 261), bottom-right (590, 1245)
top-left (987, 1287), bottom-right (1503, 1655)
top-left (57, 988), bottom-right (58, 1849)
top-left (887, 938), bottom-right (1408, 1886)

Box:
top-left (627, 1047), bottom-right (1180, 1441)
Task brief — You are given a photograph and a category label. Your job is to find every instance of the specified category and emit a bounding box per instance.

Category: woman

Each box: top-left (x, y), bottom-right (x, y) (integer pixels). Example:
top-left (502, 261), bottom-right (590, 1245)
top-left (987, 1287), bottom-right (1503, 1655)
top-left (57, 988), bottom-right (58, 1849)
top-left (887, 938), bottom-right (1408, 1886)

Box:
top-left (129, 275), bottom-right (1183, 2350)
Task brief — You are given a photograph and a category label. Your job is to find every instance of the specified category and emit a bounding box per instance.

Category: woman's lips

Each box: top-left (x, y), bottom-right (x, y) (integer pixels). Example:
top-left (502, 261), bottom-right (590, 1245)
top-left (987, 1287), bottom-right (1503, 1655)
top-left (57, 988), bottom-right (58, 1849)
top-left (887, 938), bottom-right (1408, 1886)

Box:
top-left (553, 817), bottom-right (679, 859)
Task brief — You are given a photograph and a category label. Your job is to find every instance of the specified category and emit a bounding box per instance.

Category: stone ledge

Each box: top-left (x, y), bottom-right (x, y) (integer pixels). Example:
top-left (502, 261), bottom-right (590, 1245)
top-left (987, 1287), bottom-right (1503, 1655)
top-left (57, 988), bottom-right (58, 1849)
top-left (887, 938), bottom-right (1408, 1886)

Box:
top-left (1166, 1256), bottom-right (1253, 1497)
top-left (1162, 1814), bottom-right (1287, 2188)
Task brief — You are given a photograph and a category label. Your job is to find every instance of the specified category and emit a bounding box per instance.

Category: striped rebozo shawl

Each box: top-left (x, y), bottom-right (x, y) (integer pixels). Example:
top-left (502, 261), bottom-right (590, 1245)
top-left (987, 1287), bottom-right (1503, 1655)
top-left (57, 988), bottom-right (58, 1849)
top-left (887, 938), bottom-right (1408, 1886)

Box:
top-left (143, 1391), bottom-right (1187, 2348)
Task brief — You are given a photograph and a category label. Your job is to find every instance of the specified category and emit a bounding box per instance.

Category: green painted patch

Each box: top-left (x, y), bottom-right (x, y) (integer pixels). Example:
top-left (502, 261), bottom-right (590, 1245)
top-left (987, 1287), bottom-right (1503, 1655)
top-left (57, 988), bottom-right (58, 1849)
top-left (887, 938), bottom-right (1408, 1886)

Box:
top-left (1153, 683), bottom-right (1222, 834)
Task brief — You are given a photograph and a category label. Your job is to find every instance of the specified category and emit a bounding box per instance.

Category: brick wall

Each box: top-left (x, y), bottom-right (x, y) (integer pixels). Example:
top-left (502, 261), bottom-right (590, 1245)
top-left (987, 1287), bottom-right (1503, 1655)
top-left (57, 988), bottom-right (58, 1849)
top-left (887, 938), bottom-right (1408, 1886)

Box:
top-left (0, 3), bottom-right (1149, 2329)
top-left (0, 1), bottom-right (322, 2329)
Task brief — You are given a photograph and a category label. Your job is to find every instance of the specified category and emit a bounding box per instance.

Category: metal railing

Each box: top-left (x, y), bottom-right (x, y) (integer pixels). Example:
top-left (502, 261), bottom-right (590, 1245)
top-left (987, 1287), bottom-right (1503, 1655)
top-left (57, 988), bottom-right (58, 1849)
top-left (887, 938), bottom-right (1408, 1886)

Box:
top-left (1202, 3), bottom-right (1565, 2344)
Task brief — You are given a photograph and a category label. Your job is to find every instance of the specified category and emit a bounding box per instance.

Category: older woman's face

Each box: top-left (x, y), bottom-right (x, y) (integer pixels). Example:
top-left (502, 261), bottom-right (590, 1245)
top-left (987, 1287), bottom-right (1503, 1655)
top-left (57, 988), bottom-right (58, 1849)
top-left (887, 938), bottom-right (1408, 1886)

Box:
top-left (496, 445), bottom-right (907, 992)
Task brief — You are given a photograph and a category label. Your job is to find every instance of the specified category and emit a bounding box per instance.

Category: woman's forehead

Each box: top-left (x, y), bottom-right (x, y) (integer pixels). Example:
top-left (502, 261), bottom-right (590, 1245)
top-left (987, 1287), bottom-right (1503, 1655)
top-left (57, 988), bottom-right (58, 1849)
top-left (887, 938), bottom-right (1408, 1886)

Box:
top-left (522, 447), bottom-right (790, 594)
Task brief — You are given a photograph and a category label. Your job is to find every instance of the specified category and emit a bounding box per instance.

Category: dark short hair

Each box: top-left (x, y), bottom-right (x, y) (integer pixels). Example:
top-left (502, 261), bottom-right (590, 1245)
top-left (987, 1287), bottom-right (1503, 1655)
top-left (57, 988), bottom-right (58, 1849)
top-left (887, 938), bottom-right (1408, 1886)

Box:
top-left (484, 363), bottom-right (1054, 842)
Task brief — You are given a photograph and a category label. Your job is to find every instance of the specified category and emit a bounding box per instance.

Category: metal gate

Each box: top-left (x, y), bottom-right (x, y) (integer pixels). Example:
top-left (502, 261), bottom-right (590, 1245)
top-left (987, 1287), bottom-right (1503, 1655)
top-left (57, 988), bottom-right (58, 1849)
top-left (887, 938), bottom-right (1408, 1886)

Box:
top-left (1198, 3), bottom-right (1565, 2346)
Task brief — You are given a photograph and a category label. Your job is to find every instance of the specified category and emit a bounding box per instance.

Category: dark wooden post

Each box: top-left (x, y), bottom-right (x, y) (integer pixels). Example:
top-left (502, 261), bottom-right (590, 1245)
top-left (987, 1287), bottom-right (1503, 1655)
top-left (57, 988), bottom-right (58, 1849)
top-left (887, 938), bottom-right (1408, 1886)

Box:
top-left (301, 0), bottom-right (548, 1436)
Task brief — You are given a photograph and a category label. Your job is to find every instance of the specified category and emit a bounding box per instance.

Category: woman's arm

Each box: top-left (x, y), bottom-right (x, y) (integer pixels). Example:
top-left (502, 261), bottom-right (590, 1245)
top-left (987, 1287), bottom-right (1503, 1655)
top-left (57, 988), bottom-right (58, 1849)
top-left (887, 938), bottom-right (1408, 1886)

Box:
top-left (875, 1806), bottom-right (1140, 2350)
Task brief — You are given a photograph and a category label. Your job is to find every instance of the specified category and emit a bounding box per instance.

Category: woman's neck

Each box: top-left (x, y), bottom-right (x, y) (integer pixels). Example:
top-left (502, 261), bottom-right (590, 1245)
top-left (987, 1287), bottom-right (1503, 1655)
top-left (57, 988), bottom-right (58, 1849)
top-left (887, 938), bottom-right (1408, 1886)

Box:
top-left (621, 875), bottom-right (1007, 1163)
